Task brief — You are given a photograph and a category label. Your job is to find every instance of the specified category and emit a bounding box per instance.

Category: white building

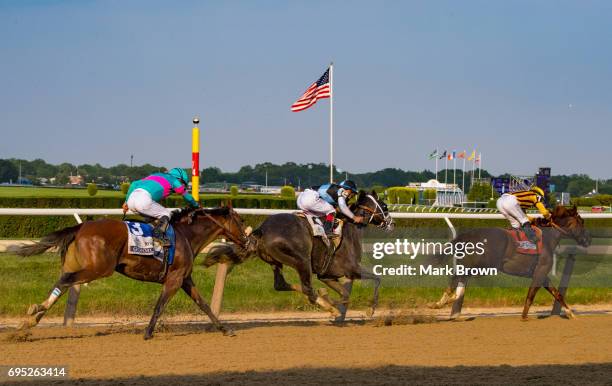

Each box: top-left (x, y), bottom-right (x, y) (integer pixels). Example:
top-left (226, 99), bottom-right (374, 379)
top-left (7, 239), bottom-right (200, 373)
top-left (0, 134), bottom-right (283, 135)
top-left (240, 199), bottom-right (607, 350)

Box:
top-left (407, 179), bottom-right (465, 207)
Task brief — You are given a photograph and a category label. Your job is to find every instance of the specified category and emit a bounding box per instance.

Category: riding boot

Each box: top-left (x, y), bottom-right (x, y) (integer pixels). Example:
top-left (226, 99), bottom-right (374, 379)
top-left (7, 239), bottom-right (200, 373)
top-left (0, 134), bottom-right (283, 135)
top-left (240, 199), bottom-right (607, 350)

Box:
top-left (521, 222), bottom-right (538, 244)
top-left (153, 216), bottom-right (171, 247)
top-left (323, 213), bottom-right (337, 238)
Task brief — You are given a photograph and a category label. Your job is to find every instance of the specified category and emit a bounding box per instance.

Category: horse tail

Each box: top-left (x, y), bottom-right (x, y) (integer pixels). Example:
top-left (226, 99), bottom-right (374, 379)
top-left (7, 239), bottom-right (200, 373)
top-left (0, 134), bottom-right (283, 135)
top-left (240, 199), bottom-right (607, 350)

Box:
top-left (8, 224), bottom-right (83, 258)
top-left (203, 229), bottom-right (261, 267)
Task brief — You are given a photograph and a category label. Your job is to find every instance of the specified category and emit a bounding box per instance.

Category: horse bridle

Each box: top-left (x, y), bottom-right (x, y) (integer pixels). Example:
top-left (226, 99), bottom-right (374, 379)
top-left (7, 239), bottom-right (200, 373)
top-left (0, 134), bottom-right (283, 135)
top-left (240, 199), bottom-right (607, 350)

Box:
top-left (357, 195), bottom-right (392, 228)
top-left (193, 208), bottom-right (249, 248)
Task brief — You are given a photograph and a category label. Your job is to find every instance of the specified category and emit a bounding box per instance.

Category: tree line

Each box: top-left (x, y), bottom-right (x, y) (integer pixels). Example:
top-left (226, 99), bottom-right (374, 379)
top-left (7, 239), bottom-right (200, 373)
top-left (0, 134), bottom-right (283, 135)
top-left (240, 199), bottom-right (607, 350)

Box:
top-left (0, 158), bottom-right (608, 197)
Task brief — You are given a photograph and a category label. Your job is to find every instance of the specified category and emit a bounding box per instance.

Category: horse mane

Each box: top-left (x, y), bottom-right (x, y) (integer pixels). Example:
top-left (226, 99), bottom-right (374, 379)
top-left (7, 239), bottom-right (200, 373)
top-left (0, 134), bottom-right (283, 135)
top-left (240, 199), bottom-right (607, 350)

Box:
top-left (170, 207), bottom-right (231, 224)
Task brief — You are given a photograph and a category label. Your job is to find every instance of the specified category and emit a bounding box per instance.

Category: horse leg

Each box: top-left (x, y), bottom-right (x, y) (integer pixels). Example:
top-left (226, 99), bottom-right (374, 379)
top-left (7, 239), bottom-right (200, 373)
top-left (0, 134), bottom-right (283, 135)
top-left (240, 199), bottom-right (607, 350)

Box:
top-left (543, 277), bottom-right (575, 319)
top-left (273, 265), bottom-right (296, 291)
top-left (431, 276), bottom-right (459, 309)
top-left (521, 285), bottom-right (542, 321)
top-left (350, 270), bottom-right (380, 317)
top-left (449, 277), bottom-right (468, 320)
top-left (181, 276), bottom-right (235, 336)
top-left (318, 277), bottom-right (351, 322)
top-left (144, 274), bottom-right (182, 340)
top-left (522, 263), bottom-right (549, 321)
top-left (21, 270), bottom-right (92, 329)
top-left (293, 264), bottom-right (340, 318)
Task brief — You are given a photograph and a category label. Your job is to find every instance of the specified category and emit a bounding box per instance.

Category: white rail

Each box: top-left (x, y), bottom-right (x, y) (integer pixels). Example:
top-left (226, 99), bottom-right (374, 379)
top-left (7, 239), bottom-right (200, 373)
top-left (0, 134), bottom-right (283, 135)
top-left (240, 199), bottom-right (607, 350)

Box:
top-left (1, 208), bottom-right (611, 219)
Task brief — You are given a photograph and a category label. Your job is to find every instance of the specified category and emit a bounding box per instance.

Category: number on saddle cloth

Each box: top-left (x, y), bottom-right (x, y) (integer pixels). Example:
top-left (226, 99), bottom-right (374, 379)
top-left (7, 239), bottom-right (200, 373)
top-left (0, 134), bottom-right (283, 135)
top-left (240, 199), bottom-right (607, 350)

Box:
top-left (124, 221), bottom-right (176, 265)
top-left (506, 227), bottom-right (543, 255)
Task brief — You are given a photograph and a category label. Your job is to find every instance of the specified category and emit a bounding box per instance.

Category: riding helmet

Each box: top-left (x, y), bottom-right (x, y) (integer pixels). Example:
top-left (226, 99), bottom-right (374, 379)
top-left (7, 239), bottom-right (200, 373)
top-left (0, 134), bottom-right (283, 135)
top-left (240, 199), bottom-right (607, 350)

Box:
top-left (339, 180), bottom-right (358, 193)
top-left (530, 186), bottom-right (545, 197)
top-left (169, 168), bottom-right (190, 186)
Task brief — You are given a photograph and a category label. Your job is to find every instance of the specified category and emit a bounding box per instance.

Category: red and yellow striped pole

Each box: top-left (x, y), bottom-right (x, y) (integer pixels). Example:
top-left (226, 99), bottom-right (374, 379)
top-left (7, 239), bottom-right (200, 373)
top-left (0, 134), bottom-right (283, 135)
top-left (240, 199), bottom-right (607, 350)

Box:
top-left (192, 117), bottom-right (200, 202)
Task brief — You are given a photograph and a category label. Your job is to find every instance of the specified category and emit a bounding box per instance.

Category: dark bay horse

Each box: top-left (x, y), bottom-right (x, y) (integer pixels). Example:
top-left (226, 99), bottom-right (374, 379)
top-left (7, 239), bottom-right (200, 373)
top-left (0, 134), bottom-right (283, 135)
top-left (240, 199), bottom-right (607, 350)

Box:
top-left (208, 190), bottom-right (393, 321)
top-left (430, 205), bottom-right (591, 320)
top-left (10, 207), bottom-right (248, 339)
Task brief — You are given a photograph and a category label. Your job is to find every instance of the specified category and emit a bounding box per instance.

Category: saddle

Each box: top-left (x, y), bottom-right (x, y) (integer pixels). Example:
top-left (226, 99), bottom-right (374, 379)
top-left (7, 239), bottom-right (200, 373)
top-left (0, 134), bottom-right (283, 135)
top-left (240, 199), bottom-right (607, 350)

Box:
top-left (125, 221), bottom-right (176, 279)
top-left (294, 211), bottom-right (343, 275)
top-left (505, 227), bottom-right (543, 255)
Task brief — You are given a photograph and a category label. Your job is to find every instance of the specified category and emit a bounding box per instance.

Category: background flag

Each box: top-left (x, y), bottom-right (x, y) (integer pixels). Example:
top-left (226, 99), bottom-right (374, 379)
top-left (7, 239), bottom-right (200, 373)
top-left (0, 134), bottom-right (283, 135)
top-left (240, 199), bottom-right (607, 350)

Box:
top-left (439, 150), bottom-right (447, 159)
top-left (457, 151), bottom-right (466, 159)
top-left (448, 151), bottom-right (454, 160)
top-left (291, 68), bottom-right (331, 112)
top-left (468, 150), bottom-right (476, 161)
top-left (428, 149), bottom-right (438, 159)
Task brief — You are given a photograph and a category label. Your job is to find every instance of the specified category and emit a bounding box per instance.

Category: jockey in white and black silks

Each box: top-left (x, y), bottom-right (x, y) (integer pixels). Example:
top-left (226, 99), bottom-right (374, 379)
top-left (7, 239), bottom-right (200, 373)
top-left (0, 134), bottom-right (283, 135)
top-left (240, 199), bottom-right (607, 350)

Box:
top-left (123, 168), bottom-right (199, 244)
top-left (297, 180), bottom-right (363, 236)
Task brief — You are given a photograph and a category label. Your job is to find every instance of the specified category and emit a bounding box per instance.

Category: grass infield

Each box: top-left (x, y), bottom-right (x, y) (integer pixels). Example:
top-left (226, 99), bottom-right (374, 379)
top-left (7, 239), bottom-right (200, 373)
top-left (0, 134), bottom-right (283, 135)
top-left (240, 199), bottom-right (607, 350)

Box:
top-left (0, 252), bottom-right (610, 317)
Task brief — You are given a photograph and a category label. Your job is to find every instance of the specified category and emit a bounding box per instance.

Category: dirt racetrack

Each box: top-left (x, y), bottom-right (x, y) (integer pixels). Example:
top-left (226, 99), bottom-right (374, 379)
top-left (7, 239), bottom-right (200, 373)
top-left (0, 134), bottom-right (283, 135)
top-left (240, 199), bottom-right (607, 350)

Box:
top-left (1, 315), bottom-right (611, 385)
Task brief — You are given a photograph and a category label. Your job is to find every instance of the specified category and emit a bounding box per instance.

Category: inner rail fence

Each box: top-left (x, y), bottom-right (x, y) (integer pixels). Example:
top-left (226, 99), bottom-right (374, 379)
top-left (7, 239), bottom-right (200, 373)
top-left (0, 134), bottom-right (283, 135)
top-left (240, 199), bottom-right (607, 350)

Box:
top-left (1, 208), bottom-right (611, 323)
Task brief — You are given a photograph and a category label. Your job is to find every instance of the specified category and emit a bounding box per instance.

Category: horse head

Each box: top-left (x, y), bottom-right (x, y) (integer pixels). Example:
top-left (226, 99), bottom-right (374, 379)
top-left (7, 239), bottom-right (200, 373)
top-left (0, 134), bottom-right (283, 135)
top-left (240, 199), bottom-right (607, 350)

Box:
top-left (550, 205), bottom-right (591, 247)
top-left (175, 206), bottom-right (249, 248)
top-left (352, 190), bottom-right (394, 231)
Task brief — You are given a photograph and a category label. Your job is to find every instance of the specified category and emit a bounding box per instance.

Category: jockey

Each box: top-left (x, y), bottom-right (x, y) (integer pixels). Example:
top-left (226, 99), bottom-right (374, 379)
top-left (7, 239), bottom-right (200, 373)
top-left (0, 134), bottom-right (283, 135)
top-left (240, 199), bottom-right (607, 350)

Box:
top-left (297, 180), bottom-right (363, 236)
top-left (123, 168), bottom-right (199, 244)
top-left (496, 186), bottom-right (551, 243)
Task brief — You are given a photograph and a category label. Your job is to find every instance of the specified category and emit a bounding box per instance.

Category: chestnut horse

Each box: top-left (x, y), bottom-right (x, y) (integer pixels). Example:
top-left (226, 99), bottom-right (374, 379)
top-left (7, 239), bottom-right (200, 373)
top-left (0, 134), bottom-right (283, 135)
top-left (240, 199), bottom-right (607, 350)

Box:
top-left (10, 207), bottom-right (248, 339)
top-left (430, 205), bottom-right (591, 320)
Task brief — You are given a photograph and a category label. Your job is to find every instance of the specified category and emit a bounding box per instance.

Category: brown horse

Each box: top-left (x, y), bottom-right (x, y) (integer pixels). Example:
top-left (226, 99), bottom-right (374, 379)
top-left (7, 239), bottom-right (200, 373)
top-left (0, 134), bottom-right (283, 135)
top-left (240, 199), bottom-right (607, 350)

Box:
top-left (430, 205), bottom-right (591, 320)
top-left (9, 207), bottom-right (248, 339)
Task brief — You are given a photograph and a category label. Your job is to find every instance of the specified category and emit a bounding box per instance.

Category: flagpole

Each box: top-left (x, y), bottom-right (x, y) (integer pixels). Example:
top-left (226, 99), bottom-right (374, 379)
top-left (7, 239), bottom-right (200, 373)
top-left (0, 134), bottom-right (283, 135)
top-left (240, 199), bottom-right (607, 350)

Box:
top-left (445, 156), bottom-right (448, 184)
top-left (435, 148), bottom-right (438, 181)
top-left (329, 62), bottom-right (334, 183)
top-left (478, 152), bottom-right (482, 180)
top-left (453, 153), bottom-right (456, 187)
top-left (462, 152), bottom-right (466, 194)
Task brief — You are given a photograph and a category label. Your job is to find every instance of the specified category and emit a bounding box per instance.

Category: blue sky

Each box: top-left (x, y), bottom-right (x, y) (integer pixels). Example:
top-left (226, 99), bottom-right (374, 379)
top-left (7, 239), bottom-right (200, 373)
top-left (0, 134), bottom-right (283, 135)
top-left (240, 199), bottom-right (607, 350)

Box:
top-left (0, 0), bottom-right (610, 178)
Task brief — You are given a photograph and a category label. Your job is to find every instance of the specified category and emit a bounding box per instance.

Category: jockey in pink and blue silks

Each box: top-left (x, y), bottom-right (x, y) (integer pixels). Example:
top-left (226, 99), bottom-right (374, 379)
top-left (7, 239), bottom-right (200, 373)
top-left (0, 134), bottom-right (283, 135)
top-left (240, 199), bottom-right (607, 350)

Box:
top-left (123, 168), bottom-right (199, 244)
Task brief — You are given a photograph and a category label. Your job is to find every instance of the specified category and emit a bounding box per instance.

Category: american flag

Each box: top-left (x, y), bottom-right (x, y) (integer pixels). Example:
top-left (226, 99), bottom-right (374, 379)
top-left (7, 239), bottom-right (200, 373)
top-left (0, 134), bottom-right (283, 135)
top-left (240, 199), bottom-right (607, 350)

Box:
top-left (291, 68), bottom-right (331, 112)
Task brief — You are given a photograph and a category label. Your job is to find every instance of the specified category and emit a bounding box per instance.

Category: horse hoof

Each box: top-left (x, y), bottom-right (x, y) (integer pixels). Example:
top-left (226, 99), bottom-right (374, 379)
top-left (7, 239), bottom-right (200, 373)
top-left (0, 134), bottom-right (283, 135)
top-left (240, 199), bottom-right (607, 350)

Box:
top-left (27, 304), bottom-right (42, 316)
top-left (17, 321), bottom-right (32, 330)
top-left (222, 328), bottom-right (236, 337)
top-left (143, 332), bottom-right (154, 340)
top-left (329, 307), bottom-right (342, 318)
top-left (317, 287), bottom-right (329, 297)
top-left (333, 315), bottom-right (346, 324)
top-left (521, 317), bottom-right (529, 322)
top-left (366, 307), bottom-right (376, 318)
top-left (565, 310), bottom-right (576, 319)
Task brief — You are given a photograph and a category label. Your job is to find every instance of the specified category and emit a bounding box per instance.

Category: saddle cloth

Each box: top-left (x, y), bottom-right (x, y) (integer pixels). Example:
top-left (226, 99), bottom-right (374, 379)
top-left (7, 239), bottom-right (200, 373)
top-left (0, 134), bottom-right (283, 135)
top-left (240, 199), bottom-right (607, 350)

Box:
top-left (295, 211), bottom-right (326, 237)
top-left (294, 212), bottom-right (344, 238)
top-left (124, 221), bottom-right (176, 265)
top-left (506, 227), bottom-right (543, 255)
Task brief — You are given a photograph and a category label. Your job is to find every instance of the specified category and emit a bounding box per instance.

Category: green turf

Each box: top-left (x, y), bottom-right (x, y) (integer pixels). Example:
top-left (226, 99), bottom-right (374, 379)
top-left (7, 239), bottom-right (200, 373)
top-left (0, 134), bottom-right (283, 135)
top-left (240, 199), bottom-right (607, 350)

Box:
top-left (0, 186), bottom-right (282, 200)
top-left (0, 252), bottom-right (609, 317)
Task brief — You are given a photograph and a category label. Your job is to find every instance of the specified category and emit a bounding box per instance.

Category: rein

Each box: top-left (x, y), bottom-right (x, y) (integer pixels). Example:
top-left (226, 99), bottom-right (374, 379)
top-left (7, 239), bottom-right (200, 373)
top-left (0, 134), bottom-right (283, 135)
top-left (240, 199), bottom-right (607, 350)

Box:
top-left (357, 195), bottom-right (391, 228)
top-left (193, 209), bottom-right (247, 247)
top-left (549, 220), bottom-right (572, 237)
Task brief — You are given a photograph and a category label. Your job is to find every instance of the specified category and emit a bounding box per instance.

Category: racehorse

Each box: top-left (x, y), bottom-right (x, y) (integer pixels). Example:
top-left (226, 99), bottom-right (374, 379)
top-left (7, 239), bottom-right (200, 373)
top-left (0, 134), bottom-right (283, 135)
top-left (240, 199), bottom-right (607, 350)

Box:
top-left (9, 207), bottom-right (248, 339)
top-left (207, 190), bottom-right (394, 321)
top-left (430, 205), bottom-right (591, 320)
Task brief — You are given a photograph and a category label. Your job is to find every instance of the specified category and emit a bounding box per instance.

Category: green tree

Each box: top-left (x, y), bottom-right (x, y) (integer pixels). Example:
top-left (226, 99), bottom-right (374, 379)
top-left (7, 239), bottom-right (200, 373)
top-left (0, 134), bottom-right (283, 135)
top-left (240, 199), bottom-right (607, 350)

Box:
top-left (468, 183), bottom-right (498, 202)
top-left (230, 186), bottom-right (239, 196)
top-left (121, 182), bottom-right (131, 195)
top-left (280, 185), bottom-right (296, 198)
top-left (87, 183), bottom-right (98, 196)
top-left (0, 159), bottom-right (18, 183)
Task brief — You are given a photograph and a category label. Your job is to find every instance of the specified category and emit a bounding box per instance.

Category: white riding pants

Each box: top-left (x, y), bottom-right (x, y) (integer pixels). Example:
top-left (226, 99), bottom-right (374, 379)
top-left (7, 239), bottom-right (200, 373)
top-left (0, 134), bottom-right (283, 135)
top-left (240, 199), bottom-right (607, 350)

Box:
top-left (297, 189), bottom-right (335, 216)
top-left (126, 188), bottom-right (172, 219)
top-left (497, 193), bottom-right (529, 229)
